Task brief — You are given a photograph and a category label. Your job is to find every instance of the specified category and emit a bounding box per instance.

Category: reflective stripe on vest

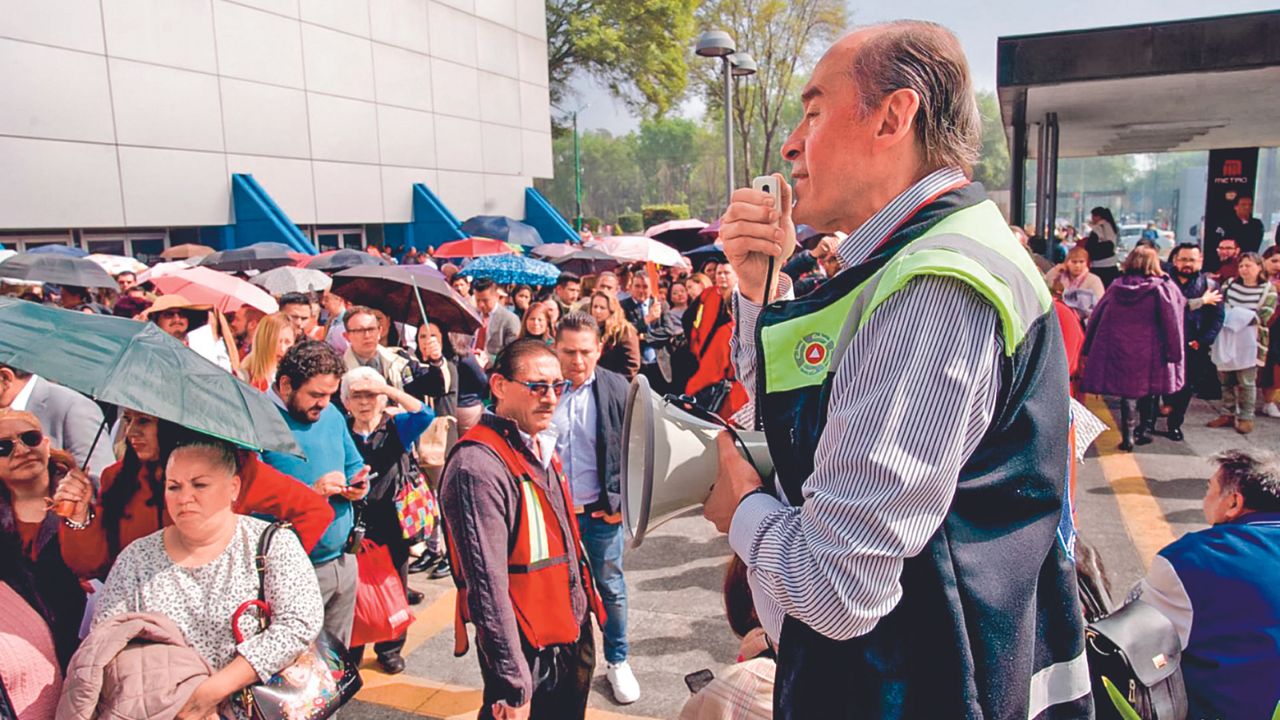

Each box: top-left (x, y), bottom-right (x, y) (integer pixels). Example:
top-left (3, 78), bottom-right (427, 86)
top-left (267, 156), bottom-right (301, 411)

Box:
top-left (761, 200), bottom-right (1050, 394)
top-left (519, 478), bottom-right (553, 565)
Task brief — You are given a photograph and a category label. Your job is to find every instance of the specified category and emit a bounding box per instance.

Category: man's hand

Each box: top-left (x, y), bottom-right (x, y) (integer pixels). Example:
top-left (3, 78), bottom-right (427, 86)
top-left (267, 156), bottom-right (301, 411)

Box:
top-left (314, 470), bottom-right (348, 496)
top-left (703, 431), bottom-right (764, 534)
top-left (1201, 288), bottom-right (1222, 306)
top-left (492, 701), bottom-right (530, 720)
top-left (811, 233), bottom-right (839, 260)
top-left (338, 466), bottom-right (372, 501)
top-left (720, 172), bottom-right (796, 304)
top-left (644, 300), bottom-right (663, 325)
top-left (50, 467), bottom-right (94, 524)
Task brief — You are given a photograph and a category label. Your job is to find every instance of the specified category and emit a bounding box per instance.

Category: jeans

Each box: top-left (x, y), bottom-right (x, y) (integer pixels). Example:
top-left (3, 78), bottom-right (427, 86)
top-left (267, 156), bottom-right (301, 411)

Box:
top-left (575, 513), bottom-right (628, 664)
top-left (477, 618), bottom-right (595, 720)
top-left (1167, 344), bottom-right (1212, 430)
top-left (1220, 367), bottom-right (1258, 419)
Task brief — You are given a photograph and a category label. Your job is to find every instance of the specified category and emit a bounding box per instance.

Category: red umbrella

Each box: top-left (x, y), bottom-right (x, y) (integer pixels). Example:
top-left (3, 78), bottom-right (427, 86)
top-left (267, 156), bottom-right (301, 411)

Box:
top-left (150, 266), bottom-right (279, 314)
top-left (433, 237), bottom-right (517, 259)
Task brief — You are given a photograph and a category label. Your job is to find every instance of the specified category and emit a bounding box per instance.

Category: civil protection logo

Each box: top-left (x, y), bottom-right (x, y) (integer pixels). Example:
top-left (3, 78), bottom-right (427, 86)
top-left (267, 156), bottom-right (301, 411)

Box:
top-left (793, 332), bottom-right (833, 376)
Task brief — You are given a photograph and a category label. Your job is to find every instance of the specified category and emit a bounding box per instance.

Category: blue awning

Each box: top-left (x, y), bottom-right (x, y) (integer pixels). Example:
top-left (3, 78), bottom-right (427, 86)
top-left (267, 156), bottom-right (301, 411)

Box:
top-left (523, 187), bottom-right (577, 244)
top-left (230, 173), bottom-right (315, 255)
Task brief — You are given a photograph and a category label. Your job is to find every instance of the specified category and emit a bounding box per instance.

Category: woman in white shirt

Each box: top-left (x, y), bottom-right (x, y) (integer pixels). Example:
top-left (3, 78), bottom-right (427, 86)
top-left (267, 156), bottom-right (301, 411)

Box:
top-left (91, 437), bottom-right (323, 719)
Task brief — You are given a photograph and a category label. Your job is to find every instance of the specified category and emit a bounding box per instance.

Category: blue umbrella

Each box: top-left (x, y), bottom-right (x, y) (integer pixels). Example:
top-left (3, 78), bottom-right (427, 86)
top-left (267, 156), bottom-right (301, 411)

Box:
top-left (460, 255), bottom-right (559, 286)
top-left (27, 244), bottom-right (88, 258)
top-left (460, 216), bottom-right (544, 247)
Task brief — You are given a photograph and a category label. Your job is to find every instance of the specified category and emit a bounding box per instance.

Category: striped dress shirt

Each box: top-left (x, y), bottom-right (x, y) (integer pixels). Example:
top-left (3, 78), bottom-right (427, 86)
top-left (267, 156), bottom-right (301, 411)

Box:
top-left (728, 167), bottom-right (1007, 642)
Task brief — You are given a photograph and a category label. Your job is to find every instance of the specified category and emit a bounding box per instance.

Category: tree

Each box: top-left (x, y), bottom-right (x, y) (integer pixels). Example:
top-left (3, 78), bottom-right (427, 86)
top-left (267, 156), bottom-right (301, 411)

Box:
top-left (693, 0), bottom-right (847, 185)
top-left (546, 0), bottom-right (699, 118)
top-left (972, 91), bottom-right (1010, 191)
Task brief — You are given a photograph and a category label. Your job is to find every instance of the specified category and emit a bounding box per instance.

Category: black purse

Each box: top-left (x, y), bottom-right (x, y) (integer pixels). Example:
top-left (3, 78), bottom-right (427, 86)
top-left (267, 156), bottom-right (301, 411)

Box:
top-left (233, 522), bottom-right (363, 720)
top-left (1086, 600), bottom-right (1187, 720)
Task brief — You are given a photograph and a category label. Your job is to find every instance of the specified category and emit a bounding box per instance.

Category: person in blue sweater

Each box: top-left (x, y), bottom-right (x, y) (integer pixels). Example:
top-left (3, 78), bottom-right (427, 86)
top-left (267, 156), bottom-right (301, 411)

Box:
top-left (1133, 447), bottom-right (1280, 719)
top-left (261, 341), bottom-right (369, 647)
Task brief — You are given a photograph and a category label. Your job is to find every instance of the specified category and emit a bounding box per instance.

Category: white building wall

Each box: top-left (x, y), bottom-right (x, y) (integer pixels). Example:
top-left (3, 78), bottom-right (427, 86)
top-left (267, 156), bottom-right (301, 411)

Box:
top-left (0, 0), bottom-right (554, 230)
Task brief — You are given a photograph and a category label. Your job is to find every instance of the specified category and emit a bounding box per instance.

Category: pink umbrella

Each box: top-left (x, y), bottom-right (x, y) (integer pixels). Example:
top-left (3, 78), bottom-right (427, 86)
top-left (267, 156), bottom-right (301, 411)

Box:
top-left (590, 236), bottom-right (688, 268)
top-left (151, 266), bottom-right (279, 314)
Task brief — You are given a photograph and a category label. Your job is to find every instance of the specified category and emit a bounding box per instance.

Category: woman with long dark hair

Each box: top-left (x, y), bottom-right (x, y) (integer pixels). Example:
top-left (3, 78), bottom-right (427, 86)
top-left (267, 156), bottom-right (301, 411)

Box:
top-left (55, 410), bottom-right (335, 580)
top-left (1082, 206), bottom-right (1120, 286)
top-left (0, 409), bottom-right (86, 669)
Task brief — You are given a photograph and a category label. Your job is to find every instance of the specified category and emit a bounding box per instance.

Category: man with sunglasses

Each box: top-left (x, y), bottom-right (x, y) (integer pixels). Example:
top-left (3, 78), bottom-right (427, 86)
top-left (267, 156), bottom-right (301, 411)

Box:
top-left (0, 364), bottom-right (114, 483)
top-left (439, 339), bottom-right (605, 720)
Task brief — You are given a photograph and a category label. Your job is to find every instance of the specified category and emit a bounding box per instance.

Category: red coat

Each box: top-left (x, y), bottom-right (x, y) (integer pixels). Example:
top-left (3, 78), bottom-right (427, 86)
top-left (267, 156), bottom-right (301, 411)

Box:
top-left (685, 288), bottom-right (748, 419)
top-left (60, 454), bottom-right (334, 579)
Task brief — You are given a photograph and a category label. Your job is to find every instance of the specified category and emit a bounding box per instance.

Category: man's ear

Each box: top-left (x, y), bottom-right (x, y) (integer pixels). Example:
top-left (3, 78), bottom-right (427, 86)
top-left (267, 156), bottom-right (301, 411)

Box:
top-left (1224, 488), bottom-right (1248, 522)
top-left (276, 374), bottom-right (292, 396)
top-left (875, 88), bottom-right (921, 148)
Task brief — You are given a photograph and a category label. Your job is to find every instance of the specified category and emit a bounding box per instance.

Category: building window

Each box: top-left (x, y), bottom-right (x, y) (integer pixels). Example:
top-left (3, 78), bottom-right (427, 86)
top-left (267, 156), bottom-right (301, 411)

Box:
top-left (82, 230), bottom-right (169, 261)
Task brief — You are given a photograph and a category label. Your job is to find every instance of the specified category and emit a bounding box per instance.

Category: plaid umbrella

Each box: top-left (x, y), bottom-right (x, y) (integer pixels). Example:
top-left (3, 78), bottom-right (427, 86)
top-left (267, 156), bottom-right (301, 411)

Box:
top-left (460, 254), bottom-right (560, 286)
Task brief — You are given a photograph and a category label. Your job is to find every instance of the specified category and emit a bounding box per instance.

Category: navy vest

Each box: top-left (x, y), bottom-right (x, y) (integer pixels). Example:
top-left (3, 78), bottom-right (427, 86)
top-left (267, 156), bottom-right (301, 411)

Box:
top-left (756, 185), bottom-right (1092, 719)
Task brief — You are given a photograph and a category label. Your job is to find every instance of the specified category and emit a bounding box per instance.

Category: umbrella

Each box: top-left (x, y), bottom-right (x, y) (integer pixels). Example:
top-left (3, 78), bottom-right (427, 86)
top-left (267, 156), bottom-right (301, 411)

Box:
top-left (250, 266), bottom-right (332, 295)
top-left (150, 266), bottom-right (279, 314)
top-left (305, 249), bottom-right (389, 274)
top-left (86, 253), bottom-right (147, 276)
top-left (684, 243), bottom-right (726, 264)
top-left (0, 298), bottom-right (302, 456)
top-left (645, 218), bottom-right (709, 252)
top-left (459, 254), bottom-right (559, 285)
top-left (699, 219), bottom-right (721, 239)
top-left (161, 243), bottom-right (215, 260)
top-left (460, 216), bottom-right (543, 247)
top-left (551, 248), bottom-right (620, 276)
top-left (433, 237), bottom-right (518, 259)
top-left (199, 242), bottom-right (297, 273)
top-left (331, 265), bottom-right (480, 331)
top-left (0, 250), bottom-right (14, 265)
top-left (137, 261), bottom-right (195, 284)
top-left (0, 253), bottom-right (118, 288)
top-left (591, 235), bottom-right (687, 268)
top-left (531, 244), bottom-right (580, 259)
top-left (27, 244), bottom-right (89, 258)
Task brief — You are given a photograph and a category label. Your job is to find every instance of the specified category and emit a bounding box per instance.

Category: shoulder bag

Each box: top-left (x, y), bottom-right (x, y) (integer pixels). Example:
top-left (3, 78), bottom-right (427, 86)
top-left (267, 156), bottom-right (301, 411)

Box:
top-left (1086, 600), bottom-right (1187, 720)
top-left (232, 522), bottom-right (363, 720)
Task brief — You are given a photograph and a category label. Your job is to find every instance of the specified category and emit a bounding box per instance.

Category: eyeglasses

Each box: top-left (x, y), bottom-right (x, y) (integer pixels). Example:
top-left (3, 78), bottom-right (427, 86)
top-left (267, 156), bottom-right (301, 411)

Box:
top-left (0, 430), bottom-right (43, 458)
top-left (347, 326), bottom-right (379, 336)
top-left (511, 379), bottom-right (572, 397)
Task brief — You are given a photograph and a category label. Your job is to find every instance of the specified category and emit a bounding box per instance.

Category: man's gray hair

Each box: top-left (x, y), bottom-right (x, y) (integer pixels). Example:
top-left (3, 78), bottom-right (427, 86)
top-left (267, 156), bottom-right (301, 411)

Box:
top-left (1211, 448), bottom-right (1280, 512)
top-left (340, 366), bottom-right (383, 403)
top-left (851, 20), bottom-right (981, 174)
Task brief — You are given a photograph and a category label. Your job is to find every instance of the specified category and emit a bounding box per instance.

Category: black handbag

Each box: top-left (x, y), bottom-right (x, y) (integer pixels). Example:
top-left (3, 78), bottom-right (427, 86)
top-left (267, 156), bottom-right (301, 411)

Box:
top-left (1086, 600), bottom-right (1187, 720)
top-left (233, 522), bottom-right (363, 720)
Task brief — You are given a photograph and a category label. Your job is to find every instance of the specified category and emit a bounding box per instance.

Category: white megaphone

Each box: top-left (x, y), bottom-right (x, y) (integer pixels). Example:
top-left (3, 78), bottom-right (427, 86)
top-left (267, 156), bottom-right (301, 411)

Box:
top-left (621, 374), bottom-right (774, 547)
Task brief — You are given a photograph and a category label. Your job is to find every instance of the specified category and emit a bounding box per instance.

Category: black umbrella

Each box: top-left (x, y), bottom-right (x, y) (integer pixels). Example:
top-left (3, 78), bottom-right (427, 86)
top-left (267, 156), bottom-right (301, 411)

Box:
top-left (331, 265), bottom-right (481, 332)
top-left (199, 242), bottom-right (297, 273)
top-left (551, 248), bottom-right (621, 276)
top-left (460, 216), bottom-right (543, 247)
top-left (0, 253), bottom-right (117, 289)
top-left (306, 249), bottom-right (388, 274)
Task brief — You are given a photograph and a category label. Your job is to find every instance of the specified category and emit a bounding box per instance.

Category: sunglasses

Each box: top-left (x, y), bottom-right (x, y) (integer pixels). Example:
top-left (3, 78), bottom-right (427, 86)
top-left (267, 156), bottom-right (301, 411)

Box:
top-left (511, 379), bottom-right (572, 397)
top-left (0, 430), bottom-right (44, 458)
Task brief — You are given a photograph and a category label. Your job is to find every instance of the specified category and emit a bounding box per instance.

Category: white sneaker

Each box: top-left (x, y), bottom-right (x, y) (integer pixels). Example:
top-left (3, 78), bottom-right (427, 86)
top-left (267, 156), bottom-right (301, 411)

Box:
top-left (1263, 402), bottom-right (1280, 418)
top-left (606, 661), bottom-right (641, 704)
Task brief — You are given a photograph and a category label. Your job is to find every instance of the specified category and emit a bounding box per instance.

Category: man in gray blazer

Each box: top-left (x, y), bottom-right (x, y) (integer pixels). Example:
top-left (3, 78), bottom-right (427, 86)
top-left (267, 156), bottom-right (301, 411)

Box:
top-left (0, 365), bottom-right (115, 482)
top-left (473, 278), bottom-right (521, 368)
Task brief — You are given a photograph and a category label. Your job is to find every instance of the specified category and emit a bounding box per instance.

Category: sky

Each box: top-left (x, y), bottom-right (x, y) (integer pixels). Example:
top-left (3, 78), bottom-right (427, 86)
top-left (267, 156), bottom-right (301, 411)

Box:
top-left (569, 0), bottom-right (1277, 134)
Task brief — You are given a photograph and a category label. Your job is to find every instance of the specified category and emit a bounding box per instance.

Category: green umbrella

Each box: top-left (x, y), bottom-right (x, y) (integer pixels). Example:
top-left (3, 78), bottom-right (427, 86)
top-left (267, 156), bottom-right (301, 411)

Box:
top-left (0, 298), bottom-right (303, 457)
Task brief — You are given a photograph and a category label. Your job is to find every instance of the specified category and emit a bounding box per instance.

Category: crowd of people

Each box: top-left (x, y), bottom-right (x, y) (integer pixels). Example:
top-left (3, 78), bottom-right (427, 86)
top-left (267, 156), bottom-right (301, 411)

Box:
top-left (3, 18), bottom-right (1280, 720)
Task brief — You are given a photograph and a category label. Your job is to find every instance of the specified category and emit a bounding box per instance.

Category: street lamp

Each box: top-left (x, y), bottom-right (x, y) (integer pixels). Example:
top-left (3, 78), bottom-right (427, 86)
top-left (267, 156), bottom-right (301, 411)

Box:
top-left (697, 31), bottom-right (755, 205)
top-left (553, 103), bottom-right (588, 233)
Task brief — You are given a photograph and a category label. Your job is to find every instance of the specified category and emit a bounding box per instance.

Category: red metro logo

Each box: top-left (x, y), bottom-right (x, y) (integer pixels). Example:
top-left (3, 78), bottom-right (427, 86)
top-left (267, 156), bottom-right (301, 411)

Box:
top-left (794, 332), bottom-right (834, 376)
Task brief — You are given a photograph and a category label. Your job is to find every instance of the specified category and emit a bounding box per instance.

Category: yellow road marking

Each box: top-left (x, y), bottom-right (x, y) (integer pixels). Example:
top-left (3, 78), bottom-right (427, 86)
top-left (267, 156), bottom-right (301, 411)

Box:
top-left (355, 589), bottom-right (661, 719)
top-left (1084, 395), bottom-right (1177, 568)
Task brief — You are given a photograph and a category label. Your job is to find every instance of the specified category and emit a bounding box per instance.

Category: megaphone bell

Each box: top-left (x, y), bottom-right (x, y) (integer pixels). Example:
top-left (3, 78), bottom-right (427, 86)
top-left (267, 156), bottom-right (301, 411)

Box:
top-left (621, 374), bottom-right (774, 547)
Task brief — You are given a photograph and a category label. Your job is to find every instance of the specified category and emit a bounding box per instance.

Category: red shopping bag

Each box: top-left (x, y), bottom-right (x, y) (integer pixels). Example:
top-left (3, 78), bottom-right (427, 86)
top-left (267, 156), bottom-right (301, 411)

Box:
top-left (350, 540), bottom-right (415, 647)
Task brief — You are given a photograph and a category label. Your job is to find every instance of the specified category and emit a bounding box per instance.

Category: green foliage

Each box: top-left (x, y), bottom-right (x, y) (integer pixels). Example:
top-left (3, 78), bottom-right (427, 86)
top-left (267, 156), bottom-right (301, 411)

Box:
top-left (643, 204), bottom-right (690, 227)
top-left (546, 0), bottom-right (698, 118)
top-left (616, 213), bottom-right (643, 233)
top-left (1100, 677), bottom-right (1143, 720)
top-left (583, 216), bottom-right (603, 232)
top-left (693, 0), bottom-right (847, 183)
top-left (973, 91), bottom-right (1010, 191)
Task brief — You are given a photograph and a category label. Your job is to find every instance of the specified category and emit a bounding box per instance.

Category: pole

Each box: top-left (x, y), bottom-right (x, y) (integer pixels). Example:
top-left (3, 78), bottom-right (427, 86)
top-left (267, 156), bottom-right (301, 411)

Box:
top-left (573, 111), bottom-right (583, 233)
top-left (724, 56), bottom-right (734, 206)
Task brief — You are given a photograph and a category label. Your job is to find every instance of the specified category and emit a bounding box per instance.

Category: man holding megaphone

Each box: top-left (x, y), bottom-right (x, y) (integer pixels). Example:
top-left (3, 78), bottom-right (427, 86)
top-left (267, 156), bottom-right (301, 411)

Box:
top-left (702, 21), bottom-right (1091, 720)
